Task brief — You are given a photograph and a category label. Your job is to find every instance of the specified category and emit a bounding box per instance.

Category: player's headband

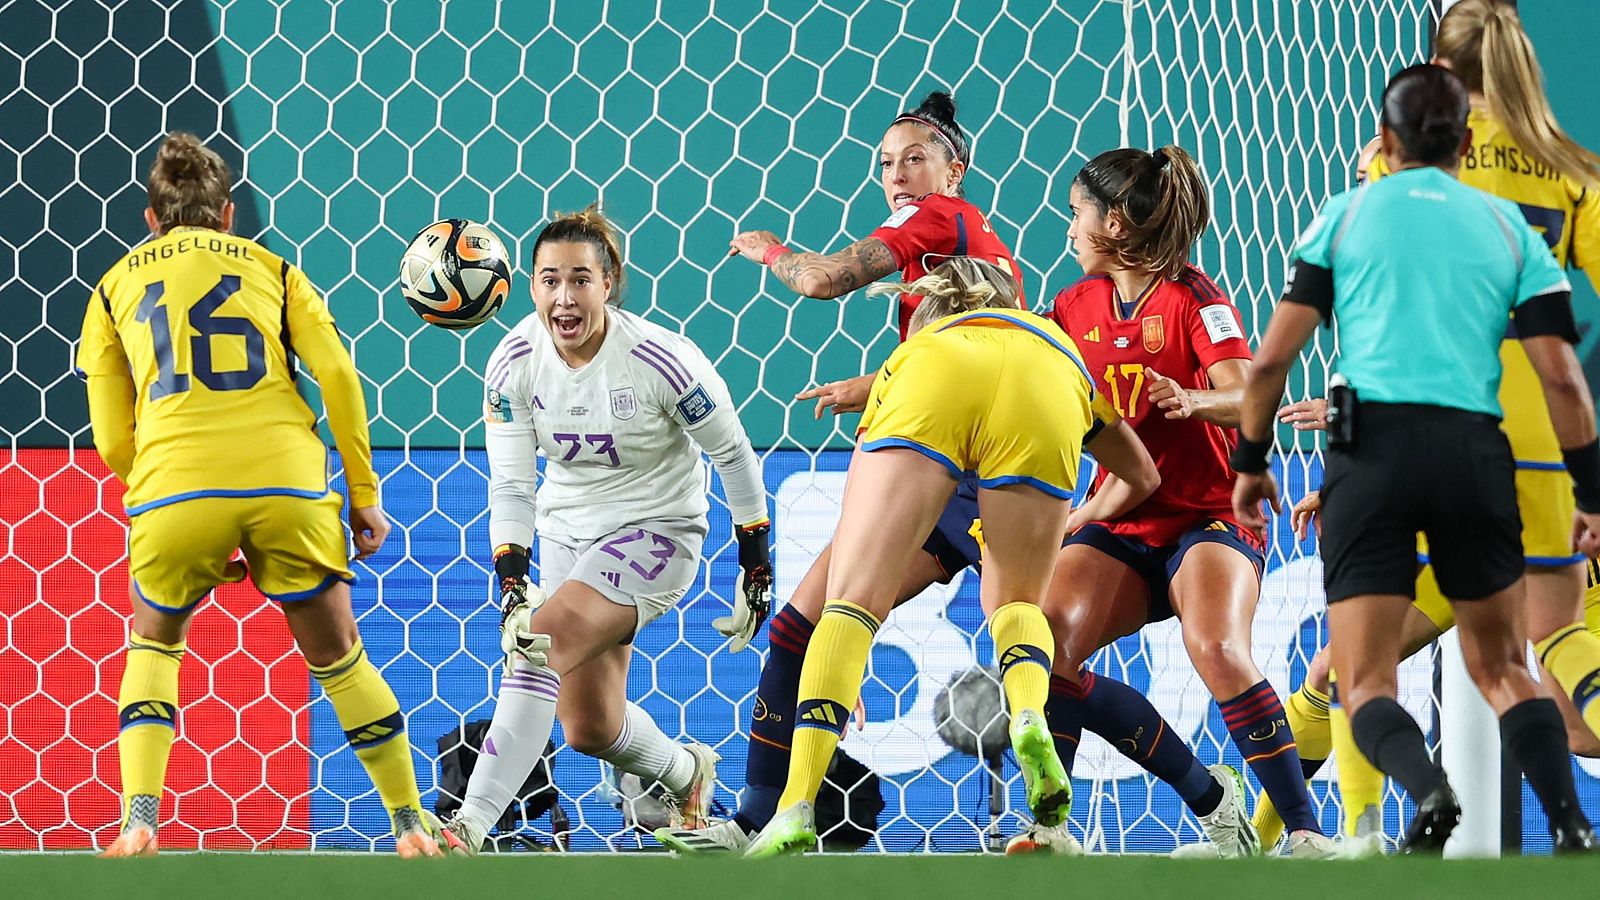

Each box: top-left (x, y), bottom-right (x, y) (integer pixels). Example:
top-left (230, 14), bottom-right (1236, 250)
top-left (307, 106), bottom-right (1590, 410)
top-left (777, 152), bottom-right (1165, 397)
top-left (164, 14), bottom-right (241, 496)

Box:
top-left (891, 114), bottom-right (970, 166)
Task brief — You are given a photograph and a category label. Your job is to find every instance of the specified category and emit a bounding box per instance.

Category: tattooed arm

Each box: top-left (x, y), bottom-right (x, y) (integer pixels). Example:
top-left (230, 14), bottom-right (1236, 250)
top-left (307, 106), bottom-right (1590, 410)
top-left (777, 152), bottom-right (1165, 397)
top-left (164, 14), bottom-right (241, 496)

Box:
top-left (728, 230), bottom-right (899, 299)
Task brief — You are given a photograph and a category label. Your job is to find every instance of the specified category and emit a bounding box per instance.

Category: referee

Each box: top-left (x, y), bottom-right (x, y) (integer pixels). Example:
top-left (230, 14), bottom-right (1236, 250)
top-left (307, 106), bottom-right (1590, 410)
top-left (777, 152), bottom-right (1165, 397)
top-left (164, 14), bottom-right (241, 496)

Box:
top-left (1232, 64), bottom-right (1600, 854)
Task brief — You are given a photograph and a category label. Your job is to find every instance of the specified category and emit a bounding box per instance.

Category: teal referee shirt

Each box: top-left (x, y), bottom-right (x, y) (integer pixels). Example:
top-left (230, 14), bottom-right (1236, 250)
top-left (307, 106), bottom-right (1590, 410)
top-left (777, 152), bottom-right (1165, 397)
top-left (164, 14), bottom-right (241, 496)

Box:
top-left (1284, 167), bottom-right (1571, 418)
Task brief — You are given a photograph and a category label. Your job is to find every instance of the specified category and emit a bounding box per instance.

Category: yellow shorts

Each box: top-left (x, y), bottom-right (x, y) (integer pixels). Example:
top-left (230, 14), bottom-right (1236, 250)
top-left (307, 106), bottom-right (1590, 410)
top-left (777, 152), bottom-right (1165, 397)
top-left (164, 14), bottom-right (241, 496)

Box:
top-left (1516, 465), bottom-right (1582, 566)
top-left (129, 491), bottom-right (355, 612)
top-left (1412, 467), bottom-right (1582, 631)
top-left (857, 315), bottom-right (1092, 498)
top-left (1585, 560), bottom-right (1600, 635)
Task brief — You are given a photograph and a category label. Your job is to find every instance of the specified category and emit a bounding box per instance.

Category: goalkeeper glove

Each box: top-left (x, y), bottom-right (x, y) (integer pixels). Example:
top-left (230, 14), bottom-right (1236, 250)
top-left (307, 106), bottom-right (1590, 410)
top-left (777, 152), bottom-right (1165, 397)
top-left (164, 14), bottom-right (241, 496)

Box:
top-left (715, 518), bottom-right (772, 652)
top-left (494, 543), bottom-right (550, 670)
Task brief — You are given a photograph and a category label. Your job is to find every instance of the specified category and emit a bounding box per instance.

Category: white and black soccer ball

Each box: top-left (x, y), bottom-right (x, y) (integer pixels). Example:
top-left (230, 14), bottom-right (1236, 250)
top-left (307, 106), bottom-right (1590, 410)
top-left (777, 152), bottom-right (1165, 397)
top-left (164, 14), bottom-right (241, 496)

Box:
top-left (399, 218), bottom-right (512, 330)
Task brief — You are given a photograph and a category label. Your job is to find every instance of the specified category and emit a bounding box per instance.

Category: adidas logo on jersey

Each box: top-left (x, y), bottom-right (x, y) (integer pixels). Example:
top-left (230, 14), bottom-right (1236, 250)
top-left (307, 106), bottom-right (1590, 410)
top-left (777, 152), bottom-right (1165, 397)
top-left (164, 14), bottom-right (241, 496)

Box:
top-left (1081, 326), bottom-right (1101, 343)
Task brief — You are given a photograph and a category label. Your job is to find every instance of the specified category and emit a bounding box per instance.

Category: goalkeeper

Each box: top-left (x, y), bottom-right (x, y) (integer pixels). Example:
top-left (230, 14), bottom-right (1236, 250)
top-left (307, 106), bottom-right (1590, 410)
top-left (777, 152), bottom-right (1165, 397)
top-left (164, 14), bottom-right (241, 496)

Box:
top-left (437, 207), bottom-right (773, 855)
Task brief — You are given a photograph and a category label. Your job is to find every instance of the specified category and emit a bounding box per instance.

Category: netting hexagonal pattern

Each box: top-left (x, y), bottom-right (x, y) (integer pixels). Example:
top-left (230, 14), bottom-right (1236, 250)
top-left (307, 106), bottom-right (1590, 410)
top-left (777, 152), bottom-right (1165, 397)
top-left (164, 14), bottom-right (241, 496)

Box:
top-left (2, 0), bottom-right (1443, 852)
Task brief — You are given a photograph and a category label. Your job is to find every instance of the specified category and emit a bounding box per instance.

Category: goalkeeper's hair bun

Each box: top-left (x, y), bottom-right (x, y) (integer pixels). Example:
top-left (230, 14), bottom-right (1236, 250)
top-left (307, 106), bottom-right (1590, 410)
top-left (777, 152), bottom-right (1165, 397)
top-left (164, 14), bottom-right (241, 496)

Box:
top-left (532, 202), bottom-right (627, 306)
top-left (1381, 63), bottom-right (1470, 166)
top-left (1074, 144), bottom-right (1210, 281)
top-left (869, 256), bottom-right (1018, 335)
top-left (147, 131), bottom-right (232, 233)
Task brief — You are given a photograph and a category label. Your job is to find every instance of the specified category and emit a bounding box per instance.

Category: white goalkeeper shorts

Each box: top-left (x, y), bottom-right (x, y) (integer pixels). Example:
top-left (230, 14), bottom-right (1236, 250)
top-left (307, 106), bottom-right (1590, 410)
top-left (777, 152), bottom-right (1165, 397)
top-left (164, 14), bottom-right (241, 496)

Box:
top-left (539, 516), bottom-right (708, 633)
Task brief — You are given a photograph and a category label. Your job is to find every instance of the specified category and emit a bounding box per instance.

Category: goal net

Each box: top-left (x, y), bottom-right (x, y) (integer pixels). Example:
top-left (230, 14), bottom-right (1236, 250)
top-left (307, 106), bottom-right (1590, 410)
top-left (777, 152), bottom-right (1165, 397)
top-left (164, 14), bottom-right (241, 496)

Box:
top-left (0, 0), bottom-right (1476, 853)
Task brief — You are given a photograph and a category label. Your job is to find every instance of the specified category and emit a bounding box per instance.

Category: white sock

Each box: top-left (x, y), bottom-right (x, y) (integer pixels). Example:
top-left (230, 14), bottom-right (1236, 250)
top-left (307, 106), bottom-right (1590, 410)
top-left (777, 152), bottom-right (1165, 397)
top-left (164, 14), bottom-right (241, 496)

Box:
top-left (593, 702), bottom-right (697, 794)
top-left (458, 663), bottom-right (561, 831)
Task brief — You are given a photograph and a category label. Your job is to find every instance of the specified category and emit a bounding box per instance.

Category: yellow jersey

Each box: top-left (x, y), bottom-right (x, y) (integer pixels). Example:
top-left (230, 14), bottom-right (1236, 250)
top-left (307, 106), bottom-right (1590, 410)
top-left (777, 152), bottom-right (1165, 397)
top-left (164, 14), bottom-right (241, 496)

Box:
top-left (77, 227), bottom-right (377, 515)
top-left (1369, 107), bottom-right (1600, 464)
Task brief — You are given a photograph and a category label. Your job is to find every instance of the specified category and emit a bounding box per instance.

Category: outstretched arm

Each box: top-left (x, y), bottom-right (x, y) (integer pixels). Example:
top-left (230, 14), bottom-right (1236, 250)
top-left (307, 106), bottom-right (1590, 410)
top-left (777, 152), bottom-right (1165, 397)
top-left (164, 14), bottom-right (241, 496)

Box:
top-left (729, 231), bottom-right (899, 299)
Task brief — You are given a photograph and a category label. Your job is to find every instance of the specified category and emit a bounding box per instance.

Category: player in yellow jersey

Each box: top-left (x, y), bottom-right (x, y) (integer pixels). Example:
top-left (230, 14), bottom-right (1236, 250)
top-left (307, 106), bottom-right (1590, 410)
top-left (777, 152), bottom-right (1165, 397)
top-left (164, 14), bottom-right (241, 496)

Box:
top-left (744, 258), bottom-right (1159, 856)
top-left (1256, 0), bottom-right (1600, 853)
top-left (81, 133), bottom-right (439, 858)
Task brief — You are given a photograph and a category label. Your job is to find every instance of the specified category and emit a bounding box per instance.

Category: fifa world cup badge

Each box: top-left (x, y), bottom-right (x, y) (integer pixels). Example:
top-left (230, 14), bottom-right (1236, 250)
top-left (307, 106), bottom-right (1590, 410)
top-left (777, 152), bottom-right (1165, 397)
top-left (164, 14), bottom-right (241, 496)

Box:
top-left (1141, 315), bottom-right (1165, 353)
top-left (609, 387), bottom-right (637, 420)
top-left (485, 389), bottom-right (511, 424)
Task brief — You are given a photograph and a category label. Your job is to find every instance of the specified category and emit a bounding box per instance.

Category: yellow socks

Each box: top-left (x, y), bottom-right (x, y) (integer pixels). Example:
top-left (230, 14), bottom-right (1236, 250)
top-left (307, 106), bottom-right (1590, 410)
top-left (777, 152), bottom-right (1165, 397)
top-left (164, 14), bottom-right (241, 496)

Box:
top-left (778, 600), bottom-right (879, 810)
top-left (1330, 696), bottom-right (1385, 837)
top-left (989, 601), bottom-right (1054, 716)
top-left (117, 634), bottom-right (184, 831)
top-left (1537, 623), bottom-right (1600, 740)
top-left (1251, 682), bottom-right (1330, 847)
top-left (1286, 682), bottom-right (1334, 762)
top-left (309, 640), bottom-right (423, 826)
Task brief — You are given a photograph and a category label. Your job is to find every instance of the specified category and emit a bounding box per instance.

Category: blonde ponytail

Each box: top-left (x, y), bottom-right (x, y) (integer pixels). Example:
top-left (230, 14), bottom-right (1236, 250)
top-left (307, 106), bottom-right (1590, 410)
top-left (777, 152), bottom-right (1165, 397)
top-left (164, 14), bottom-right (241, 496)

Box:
top-left (869, 257), bottom-right (1019, 335)
top-left (1437, 0), bottom-right (1600, 188)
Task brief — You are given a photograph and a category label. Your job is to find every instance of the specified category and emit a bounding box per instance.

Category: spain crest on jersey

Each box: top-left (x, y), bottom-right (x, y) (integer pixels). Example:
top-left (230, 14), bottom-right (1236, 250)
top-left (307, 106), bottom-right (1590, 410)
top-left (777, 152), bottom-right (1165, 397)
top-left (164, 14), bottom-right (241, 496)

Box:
top-left (1142, 315), bottom-right (1165, 353)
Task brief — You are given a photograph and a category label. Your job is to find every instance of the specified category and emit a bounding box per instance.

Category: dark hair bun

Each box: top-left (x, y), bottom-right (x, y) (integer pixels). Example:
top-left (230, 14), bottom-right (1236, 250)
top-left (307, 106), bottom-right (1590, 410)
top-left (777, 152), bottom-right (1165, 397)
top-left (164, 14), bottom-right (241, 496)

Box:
top-left (915, 91), bottom-right (958, 126)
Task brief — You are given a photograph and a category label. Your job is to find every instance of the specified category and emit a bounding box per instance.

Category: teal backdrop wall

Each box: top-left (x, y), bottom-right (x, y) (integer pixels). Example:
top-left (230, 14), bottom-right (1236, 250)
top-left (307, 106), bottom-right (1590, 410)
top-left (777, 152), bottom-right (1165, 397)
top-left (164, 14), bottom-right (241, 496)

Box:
top-left (4, 0), bottom-right (1476, 453)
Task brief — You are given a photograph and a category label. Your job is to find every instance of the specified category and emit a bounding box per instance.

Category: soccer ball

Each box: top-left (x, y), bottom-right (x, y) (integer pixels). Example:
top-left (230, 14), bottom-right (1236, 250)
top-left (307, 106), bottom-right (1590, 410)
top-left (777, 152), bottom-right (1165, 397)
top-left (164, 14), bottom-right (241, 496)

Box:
top-left (399, 218), bottom-right (512, 329)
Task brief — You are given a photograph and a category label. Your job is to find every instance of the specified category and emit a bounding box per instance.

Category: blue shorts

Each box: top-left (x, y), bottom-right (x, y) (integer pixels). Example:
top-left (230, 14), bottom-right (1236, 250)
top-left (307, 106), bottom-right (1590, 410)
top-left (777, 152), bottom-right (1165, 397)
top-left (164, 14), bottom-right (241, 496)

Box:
top-left (921, 477), bottom-right (983, 582)
top-left (1063, 520), bottom-right (1265, 624)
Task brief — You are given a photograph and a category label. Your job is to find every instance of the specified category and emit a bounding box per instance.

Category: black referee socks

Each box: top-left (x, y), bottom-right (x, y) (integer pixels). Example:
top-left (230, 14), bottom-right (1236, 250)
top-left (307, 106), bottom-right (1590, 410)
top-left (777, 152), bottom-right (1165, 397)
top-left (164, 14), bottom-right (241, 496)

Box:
top-left (1351, 697), bottom-right (1447, 801)
top-left (1500, 698), bottom-right (1585, 826)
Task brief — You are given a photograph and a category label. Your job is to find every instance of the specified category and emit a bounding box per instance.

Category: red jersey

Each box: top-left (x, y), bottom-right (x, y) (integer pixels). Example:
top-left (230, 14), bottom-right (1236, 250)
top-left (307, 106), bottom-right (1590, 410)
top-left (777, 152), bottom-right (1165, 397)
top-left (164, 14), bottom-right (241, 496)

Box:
top-left (869, 193), bottom-right (1025, 341)
top-left (1051, 265), bottom-right (1253, 546)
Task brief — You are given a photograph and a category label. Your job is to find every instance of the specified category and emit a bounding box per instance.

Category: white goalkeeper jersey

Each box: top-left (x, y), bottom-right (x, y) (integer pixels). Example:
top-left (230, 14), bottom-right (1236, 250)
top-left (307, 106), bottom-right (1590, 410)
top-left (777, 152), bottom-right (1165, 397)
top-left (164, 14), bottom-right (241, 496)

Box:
top-left (483, 306), bottom-right (767, 546)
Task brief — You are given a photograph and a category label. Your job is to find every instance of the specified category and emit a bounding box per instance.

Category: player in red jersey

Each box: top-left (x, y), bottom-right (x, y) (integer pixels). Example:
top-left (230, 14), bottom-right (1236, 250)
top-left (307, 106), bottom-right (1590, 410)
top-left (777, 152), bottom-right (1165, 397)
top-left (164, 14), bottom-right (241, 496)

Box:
top-left (656, 95), bottom-right (1209, 856)
top-left (1032, 145), bottom-right (1332, 858)
top-left (729, 91), bottom-right (1025, 408)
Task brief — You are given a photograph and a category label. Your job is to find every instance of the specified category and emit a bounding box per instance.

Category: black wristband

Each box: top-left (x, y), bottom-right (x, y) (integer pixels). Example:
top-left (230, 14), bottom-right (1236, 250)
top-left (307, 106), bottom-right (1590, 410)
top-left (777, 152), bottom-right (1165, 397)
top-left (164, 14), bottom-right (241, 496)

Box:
top-left (1564, 439), bottom-right (1600, 514)
top-left (1230, 434), bottom-right (1273, 474)
top-left (493, 543), bottom-right (530, 581)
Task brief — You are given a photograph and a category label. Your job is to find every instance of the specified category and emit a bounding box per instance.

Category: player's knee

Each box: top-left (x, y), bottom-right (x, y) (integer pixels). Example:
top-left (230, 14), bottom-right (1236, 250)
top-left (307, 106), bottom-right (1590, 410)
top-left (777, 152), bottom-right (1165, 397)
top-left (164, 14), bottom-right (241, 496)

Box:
top-left (1040, 600), bottom-right (1094, 660)
top-left (297, 625), bottom-right (359, 669)
top-left (129, 594), bottom-right (191, 645)
top-left (1459, 638), bottom-right (1524, 688)
top-left (1187, 637), bottom-right (1257, 692)
top-left (561, 713), bottom-right (618, 756)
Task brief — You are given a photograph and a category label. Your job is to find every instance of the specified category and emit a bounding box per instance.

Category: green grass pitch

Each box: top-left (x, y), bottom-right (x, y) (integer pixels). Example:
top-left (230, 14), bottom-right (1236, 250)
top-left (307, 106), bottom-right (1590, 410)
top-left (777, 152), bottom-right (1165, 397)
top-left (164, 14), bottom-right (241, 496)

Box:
top-left (11, 854), bottom-right (1600, 900)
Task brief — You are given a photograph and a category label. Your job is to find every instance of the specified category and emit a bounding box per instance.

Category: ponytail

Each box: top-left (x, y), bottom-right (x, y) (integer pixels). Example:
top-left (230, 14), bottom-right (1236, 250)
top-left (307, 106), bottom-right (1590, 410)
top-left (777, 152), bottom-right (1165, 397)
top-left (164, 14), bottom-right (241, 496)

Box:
top-left (147, 131), bottom-right (232, 232)
top-left (1436, 0), bottom-right (1600, 188)
top-left (868, 257), bottom-right (1019, 335)
top-left (1073, 145), bottom-right (1209, 280)
top-left (531, 203), bottom-right (627, 306)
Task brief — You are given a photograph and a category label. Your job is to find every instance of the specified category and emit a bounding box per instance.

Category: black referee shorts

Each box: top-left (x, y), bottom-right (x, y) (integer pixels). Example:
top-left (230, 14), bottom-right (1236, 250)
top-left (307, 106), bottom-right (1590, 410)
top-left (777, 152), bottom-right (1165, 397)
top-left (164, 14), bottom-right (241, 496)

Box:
top-left (1320, 402), bottom-right (1524, 603)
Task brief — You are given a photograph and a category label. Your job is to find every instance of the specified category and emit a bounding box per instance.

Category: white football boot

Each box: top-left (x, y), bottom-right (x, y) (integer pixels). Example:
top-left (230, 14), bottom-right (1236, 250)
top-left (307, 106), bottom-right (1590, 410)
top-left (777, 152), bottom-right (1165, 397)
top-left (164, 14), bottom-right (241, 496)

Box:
top-left (1171, 765), bottom-right (1261, 858)
top-left (659, 743), bottom-right (721, 830)
top-left (654, 818), bottom-right (752, 854)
